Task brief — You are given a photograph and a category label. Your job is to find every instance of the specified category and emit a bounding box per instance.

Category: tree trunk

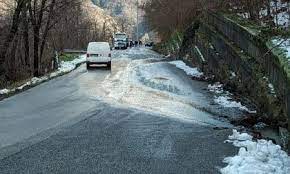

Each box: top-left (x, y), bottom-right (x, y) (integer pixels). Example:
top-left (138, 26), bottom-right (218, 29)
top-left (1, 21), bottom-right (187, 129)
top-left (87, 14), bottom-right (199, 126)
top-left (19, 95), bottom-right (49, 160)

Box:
top-left (0, 0), bottom-right (27, 86)
top-left (40, 0), bottom-right (56, 60)
top-left (22, 9), bottom-right (30, 68)
top-left (33, 31), bottom-right (40, 77)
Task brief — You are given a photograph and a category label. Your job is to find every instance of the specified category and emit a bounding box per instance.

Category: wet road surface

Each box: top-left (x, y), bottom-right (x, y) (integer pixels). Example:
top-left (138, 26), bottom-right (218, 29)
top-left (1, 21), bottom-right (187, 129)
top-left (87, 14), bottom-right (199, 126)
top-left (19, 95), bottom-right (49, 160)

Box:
top-left (0, 48), bottom-right (237, 173)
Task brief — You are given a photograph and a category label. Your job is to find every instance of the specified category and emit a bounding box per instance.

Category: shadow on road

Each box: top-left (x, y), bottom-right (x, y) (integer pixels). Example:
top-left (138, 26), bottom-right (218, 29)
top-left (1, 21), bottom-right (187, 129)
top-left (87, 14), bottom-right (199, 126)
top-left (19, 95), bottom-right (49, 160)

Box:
top-left (87, 65), bottom-right (111, 71)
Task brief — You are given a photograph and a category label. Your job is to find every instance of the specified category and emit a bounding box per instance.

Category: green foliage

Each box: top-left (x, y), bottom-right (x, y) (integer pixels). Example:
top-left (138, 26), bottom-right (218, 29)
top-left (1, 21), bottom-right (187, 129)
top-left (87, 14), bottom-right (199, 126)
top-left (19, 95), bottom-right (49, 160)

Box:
top-left (266, 40), bottom-right (290, 78)
top-left (155, 31), bottom-right (184, 55)
top-left (59, 53), bottom-right (78, 62)
top-left (225, 13), bottom-right (290, 41)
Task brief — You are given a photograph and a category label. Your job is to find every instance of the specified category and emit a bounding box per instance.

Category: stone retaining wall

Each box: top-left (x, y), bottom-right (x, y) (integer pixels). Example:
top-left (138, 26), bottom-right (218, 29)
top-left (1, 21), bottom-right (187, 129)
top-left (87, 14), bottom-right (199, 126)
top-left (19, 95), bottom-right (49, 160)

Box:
top-left (183, 12), bottom-right (290, 151)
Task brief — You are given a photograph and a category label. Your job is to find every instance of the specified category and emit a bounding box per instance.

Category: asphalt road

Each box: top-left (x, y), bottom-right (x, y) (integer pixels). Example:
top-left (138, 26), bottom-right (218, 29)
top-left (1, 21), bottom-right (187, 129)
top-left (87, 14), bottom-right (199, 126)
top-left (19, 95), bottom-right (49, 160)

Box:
top-left (0, 48), bottom-right (237, 173)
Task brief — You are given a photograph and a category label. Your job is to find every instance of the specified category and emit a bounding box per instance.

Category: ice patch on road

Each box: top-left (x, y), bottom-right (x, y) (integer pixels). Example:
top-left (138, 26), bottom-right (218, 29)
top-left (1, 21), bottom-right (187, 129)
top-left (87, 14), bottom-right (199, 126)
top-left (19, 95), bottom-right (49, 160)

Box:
top-left (113, 47), bottom-right (161, 59)
top-left (221, 129), bottom-right (290, 174)
top-left (169, 60), bottom-right (203, 78)
top-left (134, 62), bottom-right (193, 95)
top-left (102, 57), bottom-right (230, 127)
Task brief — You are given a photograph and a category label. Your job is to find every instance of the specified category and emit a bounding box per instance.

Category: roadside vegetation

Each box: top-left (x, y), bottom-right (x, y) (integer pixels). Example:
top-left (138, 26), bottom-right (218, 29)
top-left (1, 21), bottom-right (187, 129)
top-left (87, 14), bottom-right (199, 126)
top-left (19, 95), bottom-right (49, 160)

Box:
top-left (0, 0), bottom-right (115, 89)
top-left (144, 0), bottom-right (290, 153)
top-left (144, 0), bottom-right (290, 42)
top-left (59, 53), bottom-right (79, 62)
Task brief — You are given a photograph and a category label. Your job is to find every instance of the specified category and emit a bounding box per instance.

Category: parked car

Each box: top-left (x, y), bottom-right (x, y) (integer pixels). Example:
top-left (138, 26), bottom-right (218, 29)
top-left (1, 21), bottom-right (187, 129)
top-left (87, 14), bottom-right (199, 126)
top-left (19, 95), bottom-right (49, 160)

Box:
top-left (113, 33), bottom-right (128, 49)
top-left (86, 42), bottom-right (112, 69)
top-left (145, 42), bottom-right (154, 47)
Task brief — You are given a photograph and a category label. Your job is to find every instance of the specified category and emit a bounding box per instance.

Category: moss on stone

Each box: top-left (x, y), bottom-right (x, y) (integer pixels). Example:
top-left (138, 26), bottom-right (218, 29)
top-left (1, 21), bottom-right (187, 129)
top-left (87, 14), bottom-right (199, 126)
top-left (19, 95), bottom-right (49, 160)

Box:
top-left (266, 40), bottom-right (290, 79)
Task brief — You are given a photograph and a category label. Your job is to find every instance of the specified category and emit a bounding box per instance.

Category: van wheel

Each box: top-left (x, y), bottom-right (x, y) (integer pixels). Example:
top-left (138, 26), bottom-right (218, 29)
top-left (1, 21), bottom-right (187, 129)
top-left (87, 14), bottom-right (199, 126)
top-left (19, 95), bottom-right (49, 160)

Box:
top-left (86, 63), bottom-right (90, 69)
top-left (107, 62), bottom-right (111, 69)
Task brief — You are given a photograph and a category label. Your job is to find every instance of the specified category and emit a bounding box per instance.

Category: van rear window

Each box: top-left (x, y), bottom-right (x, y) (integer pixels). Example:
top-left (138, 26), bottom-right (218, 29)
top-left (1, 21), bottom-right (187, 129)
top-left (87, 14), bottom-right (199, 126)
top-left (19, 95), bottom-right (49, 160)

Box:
top-left (88, 43), bottom-right (110, 52)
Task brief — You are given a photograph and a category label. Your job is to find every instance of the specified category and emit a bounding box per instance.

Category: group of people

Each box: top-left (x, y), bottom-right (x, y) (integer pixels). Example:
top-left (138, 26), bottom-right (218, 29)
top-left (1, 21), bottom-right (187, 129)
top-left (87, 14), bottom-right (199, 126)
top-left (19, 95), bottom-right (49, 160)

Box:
top-left (129, 40), bottom-right (143, 48)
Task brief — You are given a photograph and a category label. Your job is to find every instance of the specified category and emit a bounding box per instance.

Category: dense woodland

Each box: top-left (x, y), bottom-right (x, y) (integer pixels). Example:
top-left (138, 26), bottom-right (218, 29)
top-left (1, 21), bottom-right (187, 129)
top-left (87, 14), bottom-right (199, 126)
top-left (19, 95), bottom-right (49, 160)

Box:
top-left (0, 0), bottom-right (112, 88)
top-left (144, 0), bottom-right (290, 41)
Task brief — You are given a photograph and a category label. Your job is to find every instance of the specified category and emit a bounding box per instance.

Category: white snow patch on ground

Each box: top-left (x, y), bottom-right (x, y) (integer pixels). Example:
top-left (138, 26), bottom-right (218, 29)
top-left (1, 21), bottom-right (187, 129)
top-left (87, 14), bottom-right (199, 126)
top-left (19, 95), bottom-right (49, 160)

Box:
top-left (221, 129), bottom-right (290, 174)
top-left (208, 82), bottom-right (256, 113)
top-left (0, 55), bottom-right (86, 95)
top-left (50, 54), bottom-right (86, 78)
top-left (0, 89), bottom-right (10, 95)
top-left (169, 60), bottom-right (204, 78)
top-left (268, 83), bottom-right (276, 95)
top-left (208, 82), bottom-right (224, 94)
top-left (214, 96), bottom-right (256, 114)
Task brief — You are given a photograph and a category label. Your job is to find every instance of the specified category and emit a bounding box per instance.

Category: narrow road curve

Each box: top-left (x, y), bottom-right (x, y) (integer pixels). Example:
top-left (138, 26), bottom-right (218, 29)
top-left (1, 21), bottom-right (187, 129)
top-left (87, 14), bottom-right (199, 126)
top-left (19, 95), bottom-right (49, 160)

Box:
top-left (0, 48), bottom-right (238, 173)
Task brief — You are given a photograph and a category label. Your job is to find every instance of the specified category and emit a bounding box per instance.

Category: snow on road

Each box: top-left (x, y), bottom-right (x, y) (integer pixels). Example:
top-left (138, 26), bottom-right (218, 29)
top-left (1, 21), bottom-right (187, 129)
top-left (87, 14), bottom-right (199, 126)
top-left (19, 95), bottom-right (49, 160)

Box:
top-left (221, 130), bottom-right (290, 174)
top-left (102, 48), bottom-right (230, 127)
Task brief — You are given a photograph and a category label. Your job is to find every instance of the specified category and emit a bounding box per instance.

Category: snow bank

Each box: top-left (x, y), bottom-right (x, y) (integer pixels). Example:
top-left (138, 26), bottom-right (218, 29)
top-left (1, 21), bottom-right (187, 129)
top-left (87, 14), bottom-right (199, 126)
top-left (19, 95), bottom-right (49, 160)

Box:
top-left (0, 55), bottom-right (86, 96)
top-left (214, 96), bottom-right (256, 114)
top-left (221, 129), bottom-right (290, 174)
top-left (208, 83), bottom-right (224, 94)
top-left (51, 54), bottom-right (86, 78)
top-left (208, 82), bottom-right (256, 113)
top-left (0, 89), bottom-right (10, 95)
top-left (169, 60), bottom-right (204, 78)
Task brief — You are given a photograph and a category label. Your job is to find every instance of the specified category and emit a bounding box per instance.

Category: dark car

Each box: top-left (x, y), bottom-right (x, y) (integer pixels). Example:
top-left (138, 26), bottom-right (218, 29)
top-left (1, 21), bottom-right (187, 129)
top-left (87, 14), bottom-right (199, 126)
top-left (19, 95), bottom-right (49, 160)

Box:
top-left (145, 42), bottom-right (154, 47)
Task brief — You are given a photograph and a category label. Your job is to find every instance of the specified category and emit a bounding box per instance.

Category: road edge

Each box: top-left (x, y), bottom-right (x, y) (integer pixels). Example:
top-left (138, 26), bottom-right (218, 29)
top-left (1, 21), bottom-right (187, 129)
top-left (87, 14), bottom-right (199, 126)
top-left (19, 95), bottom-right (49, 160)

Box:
top-left (0, 62), bottom-right (85, 101)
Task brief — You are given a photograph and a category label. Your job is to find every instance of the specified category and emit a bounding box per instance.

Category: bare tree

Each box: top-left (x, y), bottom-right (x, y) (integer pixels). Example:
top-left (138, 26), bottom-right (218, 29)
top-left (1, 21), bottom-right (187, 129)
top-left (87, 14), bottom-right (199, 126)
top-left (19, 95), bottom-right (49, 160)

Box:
top-left (0, 0), bottom-right (101, 87)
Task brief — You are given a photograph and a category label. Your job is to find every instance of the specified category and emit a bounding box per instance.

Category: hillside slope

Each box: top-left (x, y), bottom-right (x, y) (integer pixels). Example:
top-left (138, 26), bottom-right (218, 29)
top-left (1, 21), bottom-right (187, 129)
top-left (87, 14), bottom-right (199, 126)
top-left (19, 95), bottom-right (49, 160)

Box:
top-left (82, 0), bottom-right (119, 40)
top-left (92, 0), bottom-right (148, 38)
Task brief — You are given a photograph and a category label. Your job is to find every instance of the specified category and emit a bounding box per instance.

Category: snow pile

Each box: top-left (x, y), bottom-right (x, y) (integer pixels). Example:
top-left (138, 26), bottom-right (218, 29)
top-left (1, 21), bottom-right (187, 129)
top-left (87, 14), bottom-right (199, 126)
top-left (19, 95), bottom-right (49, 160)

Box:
top-left (208, 82), bottom-right (256, 113)
top-left (272, 38), bottom-right (290, 58)
top-left (0, 55), bottom-right (86, 96)
top-left (50, 54), bottom-right (86, 78)
top-left (221, 129), bottom-right (290, 174)
top-left (169, 60), bottom-right (204, 78)
top-left (268, 83), bottom-right (276, 95)
top-left (230, 71), bottom-right (237, 79)
top-left (208, 83), bottom-right (224, 94)
top-left (17, 77), bottom-right (49, 90)
top-left (0, 89), bottom-right (10, 95)
top-left (214, 96), bottom-right (253, 113)
top-left (262, 77), bottom-right (276, 96)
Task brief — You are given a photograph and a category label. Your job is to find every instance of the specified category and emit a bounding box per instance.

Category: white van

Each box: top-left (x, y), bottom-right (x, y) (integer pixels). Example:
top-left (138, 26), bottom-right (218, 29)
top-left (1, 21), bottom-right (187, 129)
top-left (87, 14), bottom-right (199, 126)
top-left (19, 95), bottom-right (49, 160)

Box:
top-left (113, 33), bottom-right (128, 49)
top-left (86, 42), bottom-right (112, 69)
